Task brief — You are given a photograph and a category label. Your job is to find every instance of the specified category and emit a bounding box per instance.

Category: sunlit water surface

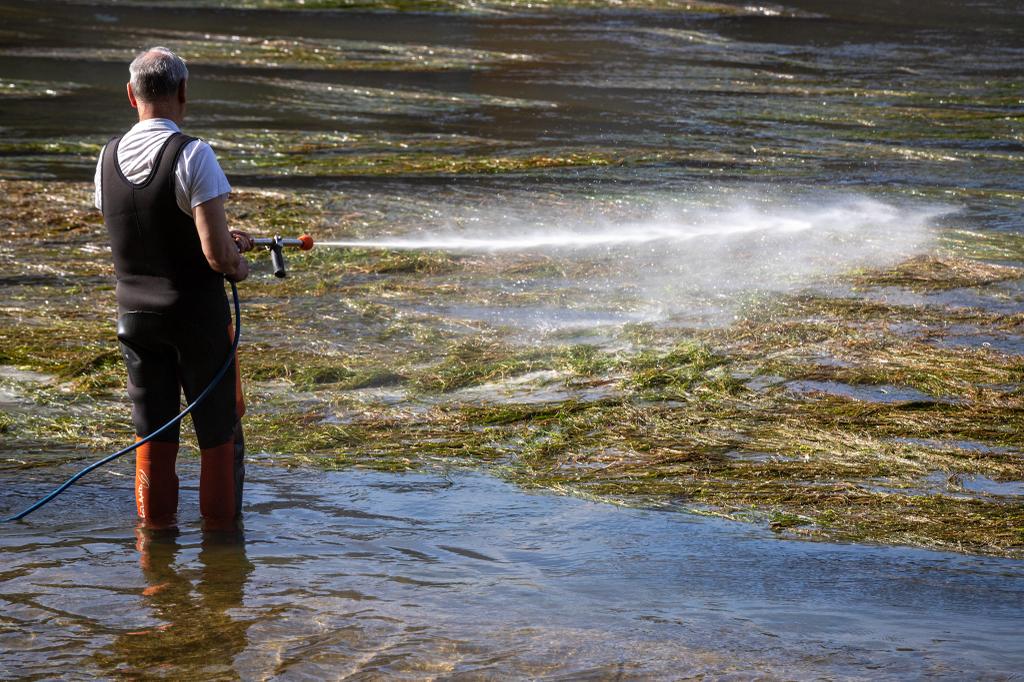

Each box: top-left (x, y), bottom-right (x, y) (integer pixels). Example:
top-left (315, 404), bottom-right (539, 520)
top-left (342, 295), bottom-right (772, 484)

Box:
top-left (3, 462), bottom-right (1024, 678)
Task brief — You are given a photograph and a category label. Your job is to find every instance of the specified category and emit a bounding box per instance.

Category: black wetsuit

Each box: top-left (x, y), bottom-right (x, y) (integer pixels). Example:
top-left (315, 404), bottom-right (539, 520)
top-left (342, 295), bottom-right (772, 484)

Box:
top-left (101, 132), bottom-right (244, 526)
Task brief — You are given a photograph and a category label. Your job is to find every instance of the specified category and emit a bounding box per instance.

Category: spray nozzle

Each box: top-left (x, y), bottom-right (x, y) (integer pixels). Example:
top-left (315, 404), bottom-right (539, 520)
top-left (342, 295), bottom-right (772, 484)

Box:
top-left (252, 235), bottom-right (315, 278)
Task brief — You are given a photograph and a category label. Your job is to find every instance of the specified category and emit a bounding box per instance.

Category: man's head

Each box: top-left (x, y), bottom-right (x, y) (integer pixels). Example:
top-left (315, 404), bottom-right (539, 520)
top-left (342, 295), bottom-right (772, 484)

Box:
top-left (127, 47), bottom-right (189, 121)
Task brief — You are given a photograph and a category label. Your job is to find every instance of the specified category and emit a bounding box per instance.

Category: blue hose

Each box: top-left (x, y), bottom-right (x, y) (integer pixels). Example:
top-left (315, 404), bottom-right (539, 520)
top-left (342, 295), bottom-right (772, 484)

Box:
top-left (2, 282), bottom-right (241, 523)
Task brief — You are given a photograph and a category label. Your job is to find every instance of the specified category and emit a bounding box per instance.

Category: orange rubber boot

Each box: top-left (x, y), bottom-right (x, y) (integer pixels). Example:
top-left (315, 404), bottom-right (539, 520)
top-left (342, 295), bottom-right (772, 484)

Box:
top-left (200, 441), bottom-right (238, 531)
top-left (135, 440), bottom-right (179, 528)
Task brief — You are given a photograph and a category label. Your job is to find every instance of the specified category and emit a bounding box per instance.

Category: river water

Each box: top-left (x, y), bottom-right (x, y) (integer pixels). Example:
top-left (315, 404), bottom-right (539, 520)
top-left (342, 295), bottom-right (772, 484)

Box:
top-left (4, 459), bottom-right (1024, 678)
top-left (1, 0), bottom-right (1023, 678)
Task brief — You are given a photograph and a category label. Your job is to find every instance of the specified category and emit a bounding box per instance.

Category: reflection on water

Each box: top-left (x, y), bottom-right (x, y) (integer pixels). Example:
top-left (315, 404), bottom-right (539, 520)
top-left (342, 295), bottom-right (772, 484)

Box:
top-left (95, 529), bottom-right (254, 677)
top-left (3, 464), bottom-right (1023, 677)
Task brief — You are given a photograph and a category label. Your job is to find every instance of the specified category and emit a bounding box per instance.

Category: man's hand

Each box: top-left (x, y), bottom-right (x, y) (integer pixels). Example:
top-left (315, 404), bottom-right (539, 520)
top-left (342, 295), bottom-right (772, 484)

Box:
top-left (226, 256), bottom-right (249, 283)
top-left (230, 230), bottom-right (254, 253)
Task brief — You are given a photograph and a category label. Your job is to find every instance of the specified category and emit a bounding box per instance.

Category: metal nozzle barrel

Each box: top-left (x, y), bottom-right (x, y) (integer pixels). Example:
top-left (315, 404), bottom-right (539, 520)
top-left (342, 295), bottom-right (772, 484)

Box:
top-left (252, 235), bottom-right (315, 278)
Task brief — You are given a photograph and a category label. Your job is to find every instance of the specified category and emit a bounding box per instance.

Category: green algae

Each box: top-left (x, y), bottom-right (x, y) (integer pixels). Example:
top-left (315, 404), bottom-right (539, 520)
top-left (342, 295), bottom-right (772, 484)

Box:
top-left (850, 255), bottom-right (1024, 290)
top-left (224, 148), bottom-right (638, 177)
top-left (0, 179), bottom-right (1022, 558)
top-left (938, 228), bottom-right (1024, 262)
top-left (64, 0), bottom-right (797, 15)
top-left (0, 130), bottom-right (699, 180)
top-left (410, 338), bottom-right (553, 393)
top-left (0, 79), bottom-right (83, 99)
top-left (0, 139), bottom-right (101, 156)
top-left (0, 30), bottom-right (530, 72)
top-left (244, 76), bottom-right (557, 116)
top-left (621, 341), bottom-right (735, 396)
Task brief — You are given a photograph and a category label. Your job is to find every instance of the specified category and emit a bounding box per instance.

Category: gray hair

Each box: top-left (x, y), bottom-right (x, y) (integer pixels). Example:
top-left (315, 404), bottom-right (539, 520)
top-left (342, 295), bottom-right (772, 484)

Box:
top-left (129, 47), bottom-right (188, 102)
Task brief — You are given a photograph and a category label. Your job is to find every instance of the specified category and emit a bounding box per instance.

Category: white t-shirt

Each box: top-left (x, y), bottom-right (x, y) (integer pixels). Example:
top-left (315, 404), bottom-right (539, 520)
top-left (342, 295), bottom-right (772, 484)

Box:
top-left (93, 118), bottom-right (231, 216)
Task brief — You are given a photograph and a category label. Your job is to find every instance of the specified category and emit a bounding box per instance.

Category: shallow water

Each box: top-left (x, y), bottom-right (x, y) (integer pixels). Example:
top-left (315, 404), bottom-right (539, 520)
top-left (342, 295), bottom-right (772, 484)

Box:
top-left (3, 462), bottom-right (1024, 679)
top-left (2, 0), bottom-right (1023, 676)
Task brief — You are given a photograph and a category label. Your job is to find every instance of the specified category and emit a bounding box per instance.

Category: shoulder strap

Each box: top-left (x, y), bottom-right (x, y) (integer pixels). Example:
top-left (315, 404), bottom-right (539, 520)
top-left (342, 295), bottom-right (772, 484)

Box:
top-left (153, 133), bottom-right (197, 202)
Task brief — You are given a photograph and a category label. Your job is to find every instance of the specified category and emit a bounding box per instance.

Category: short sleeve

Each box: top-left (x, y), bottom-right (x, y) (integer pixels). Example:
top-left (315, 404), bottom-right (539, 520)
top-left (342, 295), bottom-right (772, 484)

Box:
top-left (94, 144), bottom-right (105, 211)
top-left (176, 140), bottom-right (231, 214)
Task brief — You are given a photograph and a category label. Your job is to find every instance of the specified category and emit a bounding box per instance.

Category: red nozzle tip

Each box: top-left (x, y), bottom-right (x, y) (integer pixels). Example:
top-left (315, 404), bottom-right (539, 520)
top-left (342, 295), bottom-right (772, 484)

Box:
top-left (299, 235), bottom-right (314, 250)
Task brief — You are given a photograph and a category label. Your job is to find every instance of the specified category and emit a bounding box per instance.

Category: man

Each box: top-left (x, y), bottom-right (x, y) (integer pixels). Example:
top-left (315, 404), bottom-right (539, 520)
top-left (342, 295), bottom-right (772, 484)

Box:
top-left (94, 46), bottom-right (253, 531)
